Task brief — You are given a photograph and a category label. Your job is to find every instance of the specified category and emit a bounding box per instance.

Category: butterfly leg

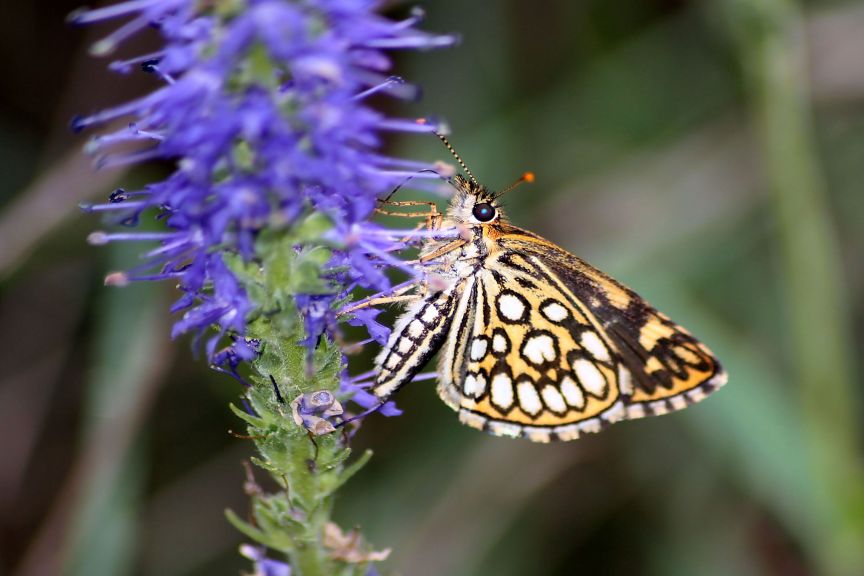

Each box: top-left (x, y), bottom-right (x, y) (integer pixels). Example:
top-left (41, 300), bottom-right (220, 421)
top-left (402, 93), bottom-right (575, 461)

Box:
top-left (340, 293), bottom-right (423, 315)
top-left (419, 239), bottom-right (467, 263)
top-left (339, 280), bottom-right (423, 316)
top-left (375, 199), bottom-right (442, 230)
top-left (392, 219), bottom-right (439, 246)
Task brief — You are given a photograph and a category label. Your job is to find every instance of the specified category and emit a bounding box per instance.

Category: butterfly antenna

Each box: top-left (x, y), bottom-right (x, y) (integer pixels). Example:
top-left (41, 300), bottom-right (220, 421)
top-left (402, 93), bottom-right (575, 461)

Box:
top-left (432, 130), bottom-right (478, 186)
top-left (495, 171), bottom-right (535, 198)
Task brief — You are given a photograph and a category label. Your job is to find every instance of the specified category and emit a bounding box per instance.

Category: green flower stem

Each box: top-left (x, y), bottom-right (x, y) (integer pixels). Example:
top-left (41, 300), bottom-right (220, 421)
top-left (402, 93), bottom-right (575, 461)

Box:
top-left (226, 228), bottom-right (377, 576)
top-left (720, 0), bottom-right (864, 573)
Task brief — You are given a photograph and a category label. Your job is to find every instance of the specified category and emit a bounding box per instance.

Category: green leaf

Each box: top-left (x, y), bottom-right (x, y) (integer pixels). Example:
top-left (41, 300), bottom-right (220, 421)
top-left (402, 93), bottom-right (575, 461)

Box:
top-left (229, 402), bottom-right (267, 428)
top-left (226, 508), bottom-right (293, 551)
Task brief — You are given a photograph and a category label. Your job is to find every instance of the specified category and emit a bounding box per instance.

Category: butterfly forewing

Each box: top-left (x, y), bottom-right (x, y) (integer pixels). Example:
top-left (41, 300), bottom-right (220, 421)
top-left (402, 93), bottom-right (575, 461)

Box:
top-left (373, 286), bottom-right (459, 399)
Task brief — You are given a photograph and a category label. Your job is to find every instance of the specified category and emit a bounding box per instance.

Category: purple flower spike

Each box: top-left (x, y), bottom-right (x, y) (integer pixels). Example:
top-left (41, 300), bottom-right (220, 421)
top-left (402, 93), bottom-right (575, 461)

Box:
top-left (78, 0), bottom-right (457, 370)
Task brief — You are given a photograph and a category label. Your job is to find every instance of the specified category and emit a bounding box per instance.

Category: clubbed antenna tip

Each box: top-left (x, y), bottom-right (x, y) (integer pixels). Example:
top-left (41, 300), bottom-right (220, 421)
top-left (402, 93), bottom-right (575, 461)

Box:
top-left (496, 171), bottom-right (535, 198)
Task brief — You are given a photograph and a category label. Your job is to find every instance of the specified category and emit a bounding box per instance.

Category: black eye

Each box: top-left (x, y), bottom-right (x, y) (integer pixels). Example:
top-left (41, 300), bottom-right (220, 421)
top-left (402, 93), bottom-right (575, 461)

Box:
top-left (472, 202), bottom-right (496, 222)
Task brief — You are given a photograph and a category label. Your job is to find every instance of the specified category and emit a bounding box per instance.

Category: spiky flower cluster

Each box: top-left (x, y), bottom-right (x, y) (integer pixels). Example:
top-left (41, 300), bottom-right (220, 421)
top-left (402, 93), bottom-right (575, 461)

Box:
top-left (76, 0), bottom-right (456, 365)
top-left (77, 1), bottom-right (456, 572)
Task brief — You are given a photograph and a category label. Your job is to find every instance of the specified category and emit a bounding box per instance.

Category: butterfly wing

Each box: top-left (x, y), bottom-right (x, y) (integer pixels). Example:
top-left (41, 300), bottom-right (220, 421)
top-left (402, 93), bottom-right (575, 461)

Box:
top-left (373, 284), bottom-right (461, 399)
top-left (437, 226), bottom-right (726, 442)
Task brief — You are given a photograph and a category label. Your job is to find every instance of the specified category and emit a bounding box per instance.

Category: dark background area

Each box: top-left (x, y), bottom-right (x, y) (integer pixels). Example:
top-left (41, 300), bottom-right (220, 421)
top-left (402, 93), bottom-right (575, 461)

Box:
top-left (2, 1), bottom-right (864, 575)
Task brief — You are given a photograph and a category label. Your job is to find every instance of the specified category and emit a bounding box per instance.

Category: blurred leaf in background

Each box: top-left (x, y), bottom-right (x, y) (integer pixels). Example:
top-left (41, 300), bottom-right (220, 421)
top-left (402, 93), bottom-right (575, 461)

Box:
top-left (2, 1), bottom-right (863, 575)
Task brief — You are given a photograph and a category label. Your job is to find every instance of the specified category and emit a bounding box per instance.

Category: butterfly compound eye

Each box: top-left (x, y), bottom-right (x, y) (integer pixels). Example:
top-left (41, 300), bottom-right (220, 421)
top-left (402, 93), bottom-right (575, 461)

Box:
top-left (472, 202), bottom-right (496, 222)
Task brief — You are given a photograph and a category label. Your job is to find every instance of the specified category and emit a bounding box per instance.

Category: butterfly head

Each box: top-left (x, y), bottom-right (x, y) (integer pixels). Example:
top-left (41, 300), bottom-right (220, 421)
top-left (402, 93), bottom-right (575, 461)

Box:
top-left (448, 174), bottom-right (502, 225)
top-left (446, 171), bottom-right (536, 227)
top-left (430, 131), bottom-right (534, 227)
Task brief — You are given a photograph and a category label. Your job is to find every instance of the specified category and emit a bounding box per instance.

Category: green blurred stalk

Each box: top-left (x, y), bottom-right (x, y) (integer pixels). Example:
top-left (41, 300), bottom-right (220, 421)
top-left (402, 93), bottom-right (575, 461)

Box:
top-left (719, 0), bottom-right (864, 573)
top-left (62, 242), bottom-right (167, 576)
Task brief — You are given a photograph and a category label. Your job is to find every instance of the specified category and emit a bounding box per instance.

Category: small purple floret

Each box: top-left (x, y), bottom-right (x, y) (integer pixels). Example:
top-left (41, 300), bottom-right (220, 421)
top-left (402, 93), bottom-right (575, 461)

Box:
top-left (240, 544), bottom-right (292, 576)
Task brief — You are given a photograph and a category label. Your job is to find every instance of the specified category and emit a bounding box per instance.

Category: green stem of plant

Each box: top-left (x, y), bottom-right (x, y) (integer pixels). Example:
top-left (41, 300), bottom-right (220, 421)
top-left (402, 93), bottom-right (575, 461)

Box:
top-left (719, 0), bottom-right (864, 573)
top-left (225, 228), bottom-right (379, 576)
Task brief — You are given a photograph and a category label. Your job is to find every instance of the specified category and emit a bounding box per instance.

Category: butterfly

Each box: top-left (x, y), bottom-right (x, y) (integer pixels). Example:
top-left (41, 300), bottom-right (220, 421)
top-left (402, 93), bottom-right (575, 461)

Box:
top-left (363, 136), bottom-right (726, 443)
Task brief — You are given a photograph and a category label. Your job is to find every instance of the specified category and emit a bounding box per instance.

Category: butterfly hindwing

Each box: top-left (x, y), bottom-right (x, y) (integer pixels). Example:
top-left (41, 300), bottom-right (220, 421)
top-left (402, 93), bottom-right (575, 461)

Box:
top-left (436, 251), bottom-right (631, 441)
top-left (500, 229), bottom-right (726, 421)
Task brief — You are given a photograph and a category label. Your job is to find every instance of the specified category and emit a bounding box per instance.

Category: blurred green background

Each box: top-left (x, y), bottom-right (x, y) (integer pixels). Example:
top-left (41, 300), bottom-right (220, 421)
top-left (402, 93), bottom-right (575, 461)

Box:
top-left (2, 0), bottom-right (864, 575)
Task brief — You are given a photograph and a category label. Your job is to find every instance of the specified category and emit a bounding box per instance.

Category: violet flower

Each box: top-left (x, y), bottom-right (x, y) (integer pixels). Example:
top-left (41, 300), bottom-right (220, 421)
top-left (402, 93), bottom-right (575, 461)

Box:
top-left (240, 545), bottom-right (292, 576)
top-left (76, 0), bottom-right (457, 365)
top-left (75, 1), bottom-right (457, 573)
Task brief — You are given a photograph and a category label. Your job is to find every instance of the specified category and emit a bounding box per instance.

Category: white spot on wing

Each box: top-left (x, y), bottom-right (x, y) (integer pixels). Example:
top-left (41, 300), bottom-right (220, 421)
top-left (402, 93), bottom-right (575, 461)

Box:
top-left (408, 320), bottom-right (424, 339)
top-left (491, 373), bottom-right (514, 410)
top-left (522, 427), bottom-right (552, 443)
top-left (580, 332), bottom-right (610, 362)
top-left (618, 365), bottom-right (634, 395)
top-left (470, 338), bottom-right (488, 361)
top-left (578, 418), bottom-right (602, 433)
top-left (650, 400), bottom-right (669, 415)
top-left (604, 400), bottom-right (626, 422)
top-left (517, 381), bottom-right (542, 416)
top-left (541, 301), bottom-right (569, 322)
top-left (554, 423), bottom-right (581, 441)
top-left (574, 359), bottom-right (608, 398)
top-left (385, 354), bottom-right (400, 370)
top-left (669, 395), bottom-right (687, 410)
top-left (487, 421), bottom-right (522, 438)
top-left (459, 410), bottom-right (486, 430)
top-left (560, 376), bottom-right (585, 409)
top-left (627, 404), bottom-right (646, 419)
top-left (541, 385), bottom-right (567, 413)
top-left (421, 305), bottom-right (438, 323)
top-left (464, 372), bottom-right (487, 398)
top-left (492, 332), bottom-right (509, 354)
top-left (498, 293), bottom-right (526, 321)
top-left (463, 374), bottom-right (476, 396)
top-left (522, 334), bottom-right (556, 365)
top-left (397, 338), bottom-right (412, 354)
